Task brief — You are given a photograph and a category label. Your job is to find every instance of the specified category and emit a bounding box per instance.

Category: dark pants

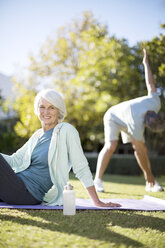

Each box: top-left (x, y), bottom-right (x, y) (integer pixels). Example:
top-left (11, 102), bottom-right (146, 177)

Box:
top-left (0, 154), bottom-right (41, 205)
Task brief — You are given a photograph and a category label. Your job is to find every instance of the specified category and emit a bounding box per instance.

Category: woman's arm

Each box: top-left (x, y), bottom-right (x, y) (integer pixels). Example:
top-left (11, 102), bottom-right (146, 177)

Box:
top-left (87, 185), bottom-right (121, 207)
top-left (67, 125), bottom-right (121, 208)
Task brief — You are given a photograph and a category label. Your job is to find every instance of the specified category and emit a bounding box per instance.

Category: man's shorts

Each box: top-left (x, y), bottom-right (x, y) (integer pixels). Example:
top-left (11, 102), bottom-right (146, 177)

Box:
top-left (103, 116), bottom-right (132, 144)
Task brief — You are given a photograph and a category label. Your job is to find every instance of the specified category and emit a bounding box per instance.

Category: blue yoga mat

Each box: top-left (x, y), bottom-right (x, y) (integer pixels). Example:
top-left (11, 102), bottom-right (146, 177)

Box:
top-left (0, 195), bottom-right (165, 211)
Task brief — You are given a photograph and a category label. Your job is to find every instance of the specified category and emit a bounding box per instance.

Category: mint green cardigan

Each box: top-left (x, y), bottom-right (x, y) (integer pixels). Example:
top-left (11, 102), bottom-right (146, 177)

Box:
top-left (1, 122), bottom-right (94, 206)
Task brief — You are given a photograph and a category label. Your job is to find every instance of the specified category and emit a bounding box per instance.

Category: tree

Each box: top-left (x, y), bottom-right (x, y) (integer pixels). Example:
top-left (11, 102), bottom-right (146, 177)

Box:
top-left (12, 85), bottom-right (40, 137)
top-left (0, 90), bottom-right (20, 153)
top-left (13, 12), bottom-right (144, 151)
top-left (137, 24), bottom-right (165, 154)
top-left (13, 12), bottom-right (165, 154)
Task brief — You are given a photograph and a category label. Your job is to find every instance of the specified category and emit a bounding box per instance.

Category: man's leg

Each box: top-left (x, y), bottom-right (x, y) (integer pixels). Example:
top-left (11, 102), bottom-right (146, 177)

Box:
top-left (132, 140), bottom-right (154, 184)
top-left (94, 140), bottom-right (118, 192)
top-left (132, 139), bottom-right (163, 191)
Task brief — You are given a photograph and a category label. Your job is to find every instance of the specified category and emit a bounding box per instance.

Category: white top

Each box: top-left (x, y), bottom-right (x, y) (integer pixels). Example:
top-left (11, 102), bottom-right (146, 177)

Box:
top-left (105, 92), bottom-right (161, 142)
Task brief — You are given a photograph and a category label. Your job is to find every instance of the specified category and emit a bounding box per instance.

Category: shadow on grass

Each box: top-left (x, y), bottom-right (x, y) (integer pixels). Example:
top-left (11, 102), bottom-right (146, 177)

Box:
top-left (0, 209), bottom-right (164, 247)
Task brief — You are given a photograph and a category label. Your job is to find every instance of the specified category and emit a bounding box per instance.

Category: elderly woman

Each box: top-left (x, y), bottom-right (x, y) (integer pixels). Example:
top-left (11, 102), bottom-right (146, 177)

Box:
top-left (0, 89), bottom-right (120, 207)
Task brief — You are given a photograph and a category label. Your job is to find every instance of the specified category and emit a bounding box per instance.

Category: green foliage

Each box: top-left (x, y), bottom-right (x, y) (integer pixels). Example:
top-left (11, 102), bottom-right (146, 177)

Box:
top-left (10, 12), bottom-right (165, 153)
top-left (138, 24), bottom-right (165, 95)
top-left (12, 78), bottom-right (41, 138)
top-left (86, 154), bottom-right (165, 176)
top-left (138, 24), bottom-right (165, 154)
top-left (0, 130), bottom-right (25, 154)
top-left (0, 90), bottom-right (3, 105)
top-left (11, 12), bottom-right (142, 151)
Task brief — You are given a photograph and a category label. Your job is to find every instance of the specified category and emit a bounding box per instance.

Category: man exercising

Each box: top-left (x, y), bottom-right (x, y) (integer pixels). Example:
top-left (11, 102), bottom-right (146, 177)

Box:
top-left (94, 49), bottom-right (164, 193)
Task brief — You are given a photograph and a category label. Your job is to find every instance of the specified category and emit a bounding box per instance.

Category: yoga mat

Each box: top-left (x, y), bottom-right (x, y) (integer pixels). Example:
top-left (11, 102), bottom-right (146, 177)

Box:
top-left (0, 195), bottom-right (165, 211)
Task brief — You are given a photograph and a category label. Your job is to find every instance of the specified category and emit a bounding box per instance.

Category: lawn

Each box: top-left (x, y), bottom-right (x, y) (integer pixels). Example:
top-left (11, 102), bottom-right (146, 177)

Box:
top-left (0, 174), bottom-right (165, 248)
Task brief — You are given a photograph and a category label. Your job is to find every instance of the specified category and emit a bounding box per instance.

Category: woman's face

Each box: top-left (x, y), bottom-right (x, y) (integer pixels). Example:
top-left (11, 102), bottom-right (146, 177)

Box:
top-left (38, 97), bottom-right (59, 131)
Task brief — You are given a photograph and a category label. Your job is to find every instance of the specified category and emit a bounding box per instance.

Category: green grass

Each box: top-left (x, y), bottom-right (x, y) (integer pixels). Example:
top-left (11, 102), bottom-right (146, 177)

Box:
top-left (0, 174), bottom-right (165, 248)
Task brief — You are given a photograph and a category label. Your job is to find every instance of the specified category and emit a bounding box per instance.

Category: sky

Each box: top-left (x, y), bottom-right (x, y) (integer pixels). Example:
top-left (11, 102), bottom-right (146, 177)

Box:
top-left (0, 0), bottom-right (165, 76)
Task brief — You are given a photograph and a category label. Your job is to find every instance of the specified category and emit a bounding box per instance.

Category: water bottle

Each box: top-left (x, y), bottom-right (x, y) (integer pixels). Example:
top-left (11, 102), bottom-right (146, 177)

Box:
top-left (63, 182), bottom-right (76, 215)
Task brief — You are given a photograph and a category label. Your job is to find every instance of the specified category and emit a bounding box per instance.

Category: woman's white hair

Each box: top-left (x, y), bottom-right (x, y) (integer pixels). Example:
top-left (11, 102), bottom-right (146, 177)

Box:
top-left (34, 89), bottom-right (67, 123)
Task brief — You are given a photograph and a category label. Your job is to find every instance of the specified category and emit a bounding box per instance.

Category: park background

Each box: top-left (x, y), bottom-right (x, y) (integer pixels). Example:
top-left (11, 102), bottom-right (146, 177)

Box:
top-left (0, 2), bottom-right (165, 247)
top-left (0, 0), bottom-right (165, 175)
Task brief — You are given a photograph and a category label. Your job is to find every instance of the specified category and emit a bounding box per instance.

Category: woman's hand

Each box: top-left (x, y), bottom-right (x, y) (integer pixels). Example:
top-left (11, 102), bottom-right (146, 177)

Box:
top-left (94, 199), bottom-right (121, 208)
top-left (86, 185), bottom-right (121, 208)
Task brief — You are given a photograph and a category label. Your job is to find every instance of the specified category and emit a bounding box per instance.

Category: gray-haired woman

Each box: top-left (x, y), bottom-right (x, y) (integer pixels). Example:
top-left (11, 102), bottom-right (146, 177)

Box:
top-left (0, 89), bottom-right (121, 207)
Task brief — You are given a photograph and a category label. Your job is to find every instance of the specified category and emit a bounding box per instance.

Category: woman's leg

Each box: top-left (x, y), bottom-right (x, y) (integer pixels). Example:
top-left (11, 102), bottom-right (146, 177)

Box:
top-left (0, 154), bottom-right (41, 205)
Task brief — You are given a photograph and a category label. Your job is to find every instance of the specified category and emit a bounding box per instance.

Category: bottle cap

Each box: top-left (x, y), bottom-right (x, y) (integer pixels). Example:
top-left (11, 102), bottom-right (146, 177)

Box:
top-left (64, 182), bottom-right (74, 190)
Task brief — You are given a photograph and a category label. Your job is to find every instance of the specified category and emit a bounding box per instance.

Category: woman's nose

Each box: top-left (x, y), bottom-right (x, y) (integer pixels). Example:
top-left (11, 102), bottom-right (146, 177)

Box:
top-left (44, 108), bottom-right (50, 114)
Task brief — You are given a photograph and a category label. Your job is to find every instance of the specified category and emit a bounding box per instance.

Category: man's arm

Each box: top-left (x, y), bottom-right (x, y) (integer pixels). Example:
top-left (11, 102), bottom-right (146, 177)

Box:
top-left (143, 48), bottom-right (156, 93)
